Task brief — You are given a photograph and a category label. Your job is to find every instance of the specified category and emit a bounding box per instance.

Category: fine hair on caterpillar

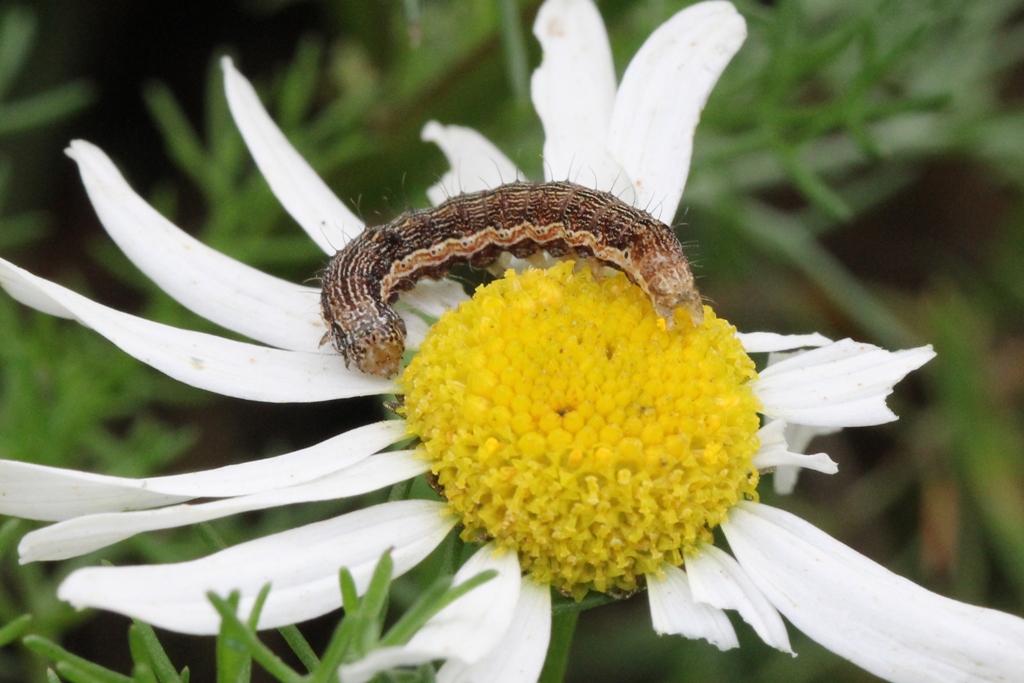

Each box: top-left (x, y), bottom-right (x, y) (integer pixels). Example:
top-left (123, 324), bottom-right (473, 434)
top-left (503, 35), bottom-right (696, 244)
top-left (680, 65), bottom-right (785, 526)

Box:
top-left (320, 180), bottom-right (703, 378)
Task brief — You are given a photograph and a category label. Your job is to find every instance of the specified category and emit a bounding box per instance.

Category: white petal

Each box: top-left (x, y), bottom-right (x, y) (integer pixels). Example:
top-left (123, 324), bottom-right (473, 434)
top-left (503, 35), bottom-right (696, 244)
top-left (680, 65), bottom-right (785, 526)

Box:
top-left (66, 141), bottom-right (325, 352)
top-left (0, 460), bottom-right (191, 523)
top-left (0, 265), bottom-right (73, 318)
top-left (685, 543), bottom-right (792, 653)
top-left (404, 544), bottom-right (522, 662)
top-left (20, 450), bottom-right (425, 562)
top-left (338, 650), bottom-right (438, 683)
top-left (222, 57), bottom-right (361, 253)
top-left (530, 0), bottom-right (632, 198)
top-left (3, 420), bottom-right (404, 523)
top-left (421, 122), bottom-right (521, 206)
top-left (755, 339), bottom-right (935, 427)
top-left (647, 563), bottom-right (738, 650)
top-left (772, 420), bottom-right (842, 494)
top-left (607, 1), bottom-right (746, 221)
top-left (58, 500), bottom-right (453, 635)
top-left (755, 452), bottom-right (838, 476)
top-left (398, 309), bottom-right (429, 350)
top-left (399, 279), bottom-right (469, 318)
top-left (784, 421), bottom-right (841, 455)
top-left (436, 580), bottom-right (551, 683)
top-left (751, 420), bottom-right (837, 475)
top-left (771, 466), bottom-right (801, 496)
top-left (722, 502), bottom-right (1024, 683)
top-left (339, 545), bottom-right (523, 683)
top-left (759, 361), bottom-right (842, 495)
top-left (736, 331), bottom-right (833, 354)
top-left (0, 258), bottom-right (394, 402)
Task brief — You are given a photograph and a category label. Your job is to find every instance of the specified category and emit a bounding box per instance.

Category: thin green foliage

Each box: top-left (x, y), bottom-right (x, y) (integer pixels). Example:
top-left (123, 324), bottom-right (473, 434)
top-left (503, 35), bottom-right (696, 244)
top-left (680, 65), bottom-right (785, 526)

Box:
top-left (16, 552), bottom-right (495, 683)
top-left (277, 625), bottom-right (320, 674)
top-left (379, 569), bottom-right (497, 648)
top-left (0, 5), bottom-right (197, 679)
top-left (0, 7), bottom-right (91, 135)
top-left (930, 294), bottom-right (1024, 598)
top-left (215, 593), bottom-right (253, 683)
top-left (128, 622), bottom-right (184, 683)
top-left (22, 636), bottom-right (133, 683)
top-left (0, 613), bottom-right (32, 647)
top-left (210, 589), bottom-right (299, 683)
top-left (16, 552), bottom-right (489, 683)
top-left (0, 4), bottom-right (93, 249)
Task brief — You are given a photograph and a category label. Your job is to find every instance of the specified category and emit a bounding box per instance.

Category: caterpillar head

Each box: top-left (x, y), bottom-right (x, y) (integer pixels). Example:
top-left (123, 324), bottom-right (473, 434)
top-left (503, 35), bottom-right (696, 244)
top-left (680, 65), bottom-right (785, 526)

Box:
top-left (644, 258), bottom-right (704, 328)
top-left (325, 303), bottom-right (407, 378)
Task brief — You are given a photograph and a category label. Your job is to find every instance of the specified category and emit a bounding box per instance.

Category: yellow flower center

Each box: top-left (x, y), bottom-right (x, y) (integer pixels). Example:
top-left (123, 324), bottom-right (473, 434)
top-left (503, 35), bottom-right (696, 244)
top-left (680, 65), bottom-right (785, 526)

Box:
top-left (399, 262), bottom-right (761, 599)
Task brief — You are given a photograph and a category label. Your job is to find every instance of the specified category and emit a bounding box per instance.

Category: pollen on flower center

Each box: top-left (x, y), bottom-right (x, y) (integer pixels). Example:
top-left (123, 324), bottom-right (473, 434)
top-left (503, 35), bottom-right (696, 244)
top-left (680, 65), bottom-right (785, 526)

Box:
top-left (399, 262), bottom-right (761, 599)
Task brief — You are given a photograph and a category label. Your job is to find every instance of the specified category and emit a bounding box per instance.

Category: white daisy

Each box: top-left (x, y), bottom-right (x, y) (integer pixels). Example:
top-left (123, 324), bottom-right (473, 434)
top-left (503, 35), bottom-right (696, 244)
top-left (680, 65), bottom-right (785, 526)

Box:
top-left (1, 2), bottom-right (1021, 683)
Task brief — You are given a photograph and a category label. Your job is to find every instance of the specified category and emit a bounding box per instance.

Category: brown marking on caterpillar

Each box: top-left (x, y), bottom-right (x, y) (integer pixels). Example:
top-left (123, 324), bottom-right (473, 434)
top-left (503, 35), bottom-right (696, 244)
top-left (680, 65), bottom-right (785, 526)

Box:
top-left (321, 181), bottom-right (703, 378)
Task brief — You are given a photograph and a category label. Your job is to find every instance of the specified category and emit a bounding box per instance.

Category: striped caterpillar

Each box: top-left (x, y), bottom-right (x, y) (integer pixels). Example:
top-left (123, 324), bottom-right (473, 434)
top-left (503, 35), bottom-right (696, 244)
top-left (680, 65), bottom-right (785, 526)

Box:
top-left (321, 181), bottom-right (703, 378)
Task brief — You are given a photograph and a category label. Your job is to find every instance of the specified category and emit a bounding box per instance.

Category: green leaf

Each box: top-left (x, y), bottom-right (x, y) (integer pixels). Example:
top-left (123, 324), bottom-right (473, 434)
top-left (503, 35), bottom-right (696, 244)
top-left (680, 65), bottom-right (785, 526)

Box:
top-left (129, 622), bottom-right (182, 683)
top-left (197, 522), bottom-right (229, 552)
top-left (930, 295), bottom-right (1024, 597)
top-left (214, 592), bottom-right (251, 683)
top-left (311, 557), bottom-right (392, 683)
top-left (388, 478), bottom-right (414, 502)
top-left (277, 625), bottom-right (319, 673)
top-left (128, 626), bottom-right (150, 675)
top-left (207, 590), bottom-right (302, 683)
top-left (24, 635), bottom-right (133, 683)
top-left (0, 518), bottom-right (23, 560)
top-left (144, 81), bottom-right (211, 193)
top-left (340, 568), bottom-right (360, 615)
top-left (310, 607), bottom-right (356, 683)
top-left (0, 6), bottom-right (36, 98)
top-left (278, 37), bottom-right (324, 131)
top-left (0, 613), bottom-right (31, 647)
top-left (131, 662), bottom-right (158, 683)
top-left (0, 81), bottom-right (93, 136)
top-left (775, 146), bottom-right (853, 223)
top-left (379, 569), bottom-right (496, 648)
top-left (205, 54), bottom-right (243, 183)
top-left (356, 549), bottom-right (395, 654)
top-left (55, 662), bottom-right (123, 683)
top-left (0, 210), bottom-right (48, 250)
top-left (247, 584), bottom-right (271, 631)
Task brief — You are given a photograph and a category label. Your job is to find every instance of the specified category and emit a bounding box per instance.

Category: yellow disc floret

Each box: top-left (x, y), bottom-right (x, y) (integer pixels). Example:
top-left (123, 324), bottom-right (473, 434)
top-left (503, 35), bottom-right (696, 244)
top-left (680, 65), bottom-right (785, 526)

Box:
top-left (399, 262), bottom-right (761, 599)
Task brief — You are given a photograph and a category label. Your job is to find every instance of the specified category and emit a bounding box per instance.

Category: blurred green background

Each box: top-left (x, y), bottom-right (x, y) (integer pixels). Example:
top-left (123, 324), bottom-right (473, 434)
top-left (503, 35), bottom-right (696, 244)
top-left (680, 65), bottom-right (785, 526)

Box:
top-left (1, 0), bottom-right (1023, 681)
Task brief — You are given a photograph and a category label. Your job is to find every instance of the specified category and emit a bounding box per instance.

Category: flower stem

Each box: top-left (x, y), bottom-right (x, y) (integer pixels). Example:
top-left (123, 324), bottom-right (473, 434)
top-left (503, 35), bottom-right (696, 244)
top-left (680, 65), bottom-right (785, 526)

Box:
top-left (538, 607), bottom-right (579, 683)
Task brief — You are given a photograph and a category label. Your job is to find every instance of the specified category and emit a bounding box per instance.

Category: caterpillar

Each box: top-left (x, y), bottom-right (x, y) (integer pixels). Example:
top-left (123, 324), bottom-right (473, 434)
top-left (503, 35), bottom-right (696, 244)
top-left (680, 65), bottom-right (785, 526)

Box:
top-left (321, 180), bottom-right (703, 378)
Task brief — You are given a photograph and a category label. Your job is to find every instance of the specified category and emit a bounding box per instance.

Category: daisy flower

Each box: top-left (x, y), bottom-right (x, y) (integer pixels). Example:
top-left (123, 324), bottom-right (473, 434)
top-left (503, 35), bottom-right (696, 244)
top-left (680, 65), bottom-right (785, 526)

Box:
top-left (1, 1), bottom-right (1022, 682)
